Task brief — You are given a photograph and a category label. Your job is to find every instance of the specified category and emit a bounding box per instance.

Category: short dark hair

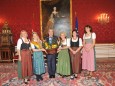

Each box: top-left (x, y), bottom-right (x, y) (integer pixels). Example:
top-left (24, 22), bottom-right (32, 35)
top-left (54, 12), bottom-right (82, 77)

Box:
top-left (84, 25), bottom-right (92, 33)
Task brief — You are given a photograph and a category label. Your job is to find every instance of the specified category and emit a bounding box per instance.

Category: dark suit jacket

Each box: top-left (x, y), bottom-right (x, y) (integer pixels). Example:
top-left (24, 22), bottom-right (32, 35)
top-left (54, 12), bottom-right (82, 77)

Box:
top-left (45, 36), bottom-right (58, 45)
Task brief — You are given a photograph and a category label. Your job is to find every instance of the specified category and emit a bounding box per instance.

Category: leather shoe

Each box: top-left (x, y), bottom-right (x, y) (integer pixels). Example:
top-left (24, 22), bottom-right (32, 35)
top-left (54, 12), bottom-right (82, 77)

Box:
top-left (39, 76), bottom-right (43, 80)
top-left (49, 75), bottom-right (52, 78)
top-left (52, 75), bottom-right (55, 78)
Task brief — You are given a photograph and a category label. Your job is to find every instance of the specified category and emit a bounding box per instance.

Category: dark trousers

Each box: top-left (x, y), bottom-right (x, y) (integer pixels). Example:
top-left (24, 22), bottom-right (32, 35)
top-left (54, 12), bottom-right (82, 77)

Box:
top-left (47, 54), bottom-right (56, 76)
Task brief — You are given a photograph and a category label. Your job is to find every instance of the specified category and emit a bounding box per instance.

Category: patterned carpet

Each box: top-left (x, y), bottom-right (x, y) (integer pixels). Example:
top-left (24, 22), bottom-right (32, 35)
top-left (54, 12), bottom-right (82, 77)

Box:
top-left (0, 62), bottom-right (115, 86)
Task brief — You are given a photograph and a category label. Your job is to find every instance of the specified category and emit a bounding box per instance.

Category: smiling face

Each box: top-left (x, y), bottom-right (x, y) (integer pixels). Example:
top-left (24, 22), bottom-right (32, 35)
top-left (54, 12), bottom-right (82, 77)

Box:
top-left (85, 27), bottom-right (91, 33)
top-left (33, 33), bottom-right (40, 41)
top-left (33, 34), bottom-right (38, 40)
top-left (72, 31), bottom-right (77, 37)
top-left (21, 30), bottom-right (28, 38)
top-left (84, 25), bottom-right (92, 34)
top-left (48, 29), bottom-right (54, 37)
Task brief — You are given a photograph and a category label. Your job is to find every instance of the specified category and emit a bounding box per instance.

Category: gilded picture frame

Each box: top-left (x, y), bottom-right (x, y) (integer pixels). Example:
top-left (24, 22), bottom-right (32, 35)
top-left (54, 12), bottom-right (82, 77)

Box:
top-left (40, 0), bottom-right (72, 39)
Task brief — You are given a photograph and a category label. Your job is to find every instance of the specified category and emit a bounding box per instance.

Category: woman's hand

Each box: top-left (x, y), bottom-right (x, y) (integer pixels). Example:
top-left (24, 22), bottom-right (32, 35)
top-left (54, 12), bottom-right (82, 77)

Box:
top-left (71, 50), bottom-right (75, 54)
top-left (84, 47), bottom-right (90, 52)
top-left (42, 48), bottom-right (47, 53)
top-left (58, 47), bottom-right (62, 51)
top-left (69, 48), bottom-right (75, 54)
top-left (73, 51), bottom-right (76, 54)
top-left (41, 48), bottom-right (45, 51)
top-left (57, 47), bottom-right (62, 52)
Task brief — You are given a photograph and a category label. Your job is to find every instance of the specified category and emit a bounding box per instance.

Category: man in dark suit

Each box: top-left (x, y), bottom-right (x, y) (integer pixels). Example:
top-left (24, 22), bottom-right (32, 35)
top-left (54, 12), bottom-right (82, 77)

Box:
top-left (45, 29), bottom-right (58, 78)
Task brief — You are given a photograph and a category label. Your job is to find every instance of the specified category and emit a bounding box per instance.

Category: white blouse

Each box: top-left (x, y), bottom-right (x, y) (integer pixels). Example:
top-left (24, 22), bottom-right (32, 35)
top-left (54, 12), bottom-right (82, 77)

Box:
top-left (83, 32), bottom-right (96, 39)
top-left (61, 38), bottom-right (70, 47)
top-left (31, 43), bottom-right (35, 49)
top-left (72, 38), bottom-right (83, 46)
top-left (17, 38), bottom-right (30, 50)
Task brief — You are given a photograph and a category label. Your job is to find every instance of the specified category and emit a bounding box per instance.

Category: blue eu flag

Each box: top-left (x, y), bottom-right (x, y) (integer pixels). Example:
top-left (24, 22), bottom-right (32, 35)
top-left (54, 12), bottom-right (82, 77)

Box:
top-left (75, 17), bottom-right (78, 33)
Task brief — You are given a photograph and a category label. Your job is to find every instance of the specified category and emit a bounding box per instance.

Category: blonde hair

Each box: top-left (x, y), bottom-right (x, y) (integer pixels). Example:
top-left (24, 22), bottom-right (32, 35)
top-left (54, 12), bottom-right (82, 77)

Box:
top-left (48, 28), bottom-right (54, 32)
top-left (20, 30), bottom-right (28, 38)
top-left (32, 32), bottom-right (41, 43)
top-left (59, 32), bottom-right (67, 42)
top-left (60, 32), bottom-right (66, 37)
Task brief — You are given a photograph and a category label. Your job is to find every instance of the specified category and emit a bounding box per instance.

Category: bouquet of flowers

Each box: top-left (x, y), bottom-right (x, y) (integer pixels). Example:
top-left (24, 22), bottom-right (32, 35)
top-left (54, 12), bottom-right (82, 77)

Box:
top-left (43, 41), bottom-right (58, 54)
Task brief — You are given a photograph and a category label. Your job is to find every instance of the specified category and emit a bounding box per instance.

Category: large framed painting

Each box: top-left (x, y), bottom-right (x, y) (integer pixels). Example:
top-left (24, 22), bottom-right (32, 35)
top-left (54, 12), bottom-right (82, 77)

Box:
top-left (40, 0), bottom-right (72, 39)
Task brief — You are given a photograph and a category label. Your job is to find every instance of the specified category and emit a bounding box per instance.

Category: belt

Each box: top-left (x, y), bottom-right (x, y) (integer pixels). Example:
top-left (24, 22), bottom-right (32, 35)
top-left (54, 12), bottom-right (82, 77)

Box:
top-left (21, 49), bottom-right (29, 51)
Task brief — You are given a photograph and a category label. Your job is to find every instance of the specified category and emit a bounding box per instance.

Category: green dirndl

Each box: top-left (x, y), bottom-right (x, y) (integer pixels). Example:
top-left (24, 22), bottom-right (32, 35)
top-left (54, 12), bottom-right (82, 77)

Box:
top-left (57, 49), bottom-right (71, 75)
top-left (17, 61), bottom-right (22, 78)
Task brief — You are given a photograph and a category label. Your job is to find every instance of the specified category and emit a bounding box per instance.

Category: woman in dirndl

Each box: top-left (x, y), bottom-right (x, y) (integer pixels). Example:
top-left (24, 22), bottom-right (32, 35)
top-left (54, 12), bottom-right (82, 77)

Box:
top-left (69, 30), bottom-right (83, 79)
top-left (17, 30), bottom-right (32, 84)
top-left (57, 32), bottom-right (71, 78)
top-left (31, 32), bottom-right (46, 81)
top-left (82, 25), bottom-right (96, 78)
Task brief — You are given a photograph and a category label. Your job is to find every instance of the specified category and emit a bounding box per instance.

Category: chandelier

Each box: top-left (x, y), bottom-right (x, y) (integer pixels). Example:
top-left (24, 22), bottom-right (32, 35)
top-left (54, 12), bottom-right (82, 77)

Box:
top-left (98, 13), bottom-right (109, 24)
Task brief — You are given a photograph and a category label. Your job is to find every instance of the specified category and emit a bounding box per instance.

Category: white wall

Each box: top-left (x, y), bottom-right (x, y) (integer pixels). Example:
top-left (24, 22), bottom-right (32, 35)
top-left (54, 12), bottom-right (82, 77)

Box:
top-left (95, 43), bottom-right (115, 58)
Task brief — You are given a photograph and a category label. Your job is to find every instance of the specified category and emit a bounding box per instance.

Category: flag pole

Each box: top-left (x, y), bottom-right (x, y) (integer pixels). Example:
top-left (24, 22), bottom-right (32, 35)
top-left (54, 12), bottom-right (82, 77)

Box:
top-left (75, 11), bottom-right (78, 33)
top-left (32, 13), bottom-right (35, 34)
top-left (75, 12), bottom-right (76, 30)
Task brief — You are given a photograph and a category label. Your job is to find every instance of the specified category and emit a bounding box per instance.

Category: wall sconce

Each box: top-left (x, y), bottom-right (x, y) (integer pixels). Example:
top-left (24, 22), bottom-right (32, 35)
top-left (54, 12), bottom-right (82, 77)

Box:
top-left (98, 13), bottom-right (110, 24)
top-left (0, 18), bottom-right (4, 25)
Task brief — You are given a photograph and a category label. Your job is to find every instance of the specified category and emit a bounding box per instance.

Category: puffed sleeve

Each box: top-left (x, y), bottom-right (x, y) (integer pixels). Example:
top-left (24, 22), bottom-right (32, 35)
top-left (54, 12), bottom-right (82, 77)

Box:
top-left (79, 38), bottom-right (83, 46)
top-left (17, 39), bottom-right (22, 50)
top-left (31, 43), bottom-right (35, 49)
top-left (83, 34), bottom-right (85, 39)
top-left (92, 32), bottom-right (96, 39)
top-left (67, 38), bottom-right (70, 47)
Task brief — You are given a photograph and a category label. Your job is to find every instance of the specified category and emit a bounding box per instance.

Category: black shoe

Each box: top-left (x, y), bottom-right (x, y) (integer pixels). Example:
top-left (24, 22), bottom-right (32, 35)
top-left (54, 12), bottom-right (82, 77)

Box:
top-left (27, 79), bottom-right (30, 81)
top-left (36, 75), bottom-right (40, 81)
top-left (39, 76), bottom-right (43, 80)
top-left (24, 82), bottom-right (28, 84)
top-left (74, 74), bottom-right (78, 78)
top-left (49, 75), bottom-right (52, 78)
top-left (24, 79), bottom-right (28, 84)
top-left (70, 75), bottom-right (74, 80)
top-left (36, 78), bottom-right (40, 81)
top-left (52, 75), bottom-right (55, 78)
top-left (62, 75), bottom-right (65, 78)
top-left (36, 77), bottom-right (40, 81)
